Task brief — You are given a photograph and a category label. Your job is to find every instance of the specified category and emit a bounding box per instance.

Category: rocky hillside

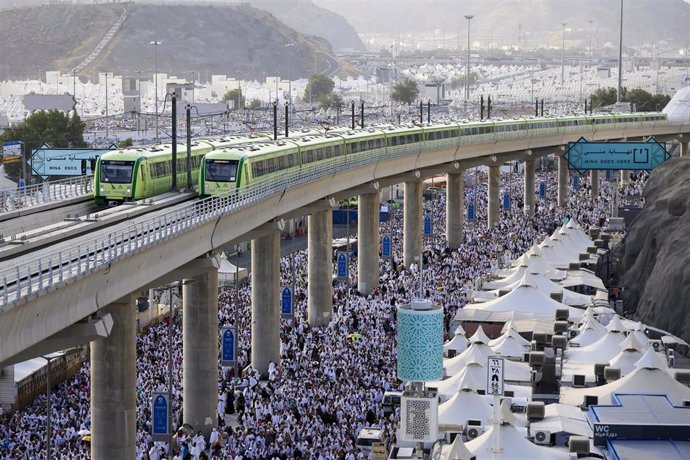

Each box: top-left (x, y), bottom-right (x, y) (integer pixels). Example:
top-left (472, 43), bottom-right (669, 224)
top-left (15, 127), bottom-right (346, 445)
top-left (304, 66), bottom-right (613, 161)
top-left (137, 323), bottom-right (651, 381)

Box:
top-left (618, 156), bottom-right (690, 343)
top-left (250, 0), bottom-right (365, 52)
top-left (0, 2), bottom-right (344, 80)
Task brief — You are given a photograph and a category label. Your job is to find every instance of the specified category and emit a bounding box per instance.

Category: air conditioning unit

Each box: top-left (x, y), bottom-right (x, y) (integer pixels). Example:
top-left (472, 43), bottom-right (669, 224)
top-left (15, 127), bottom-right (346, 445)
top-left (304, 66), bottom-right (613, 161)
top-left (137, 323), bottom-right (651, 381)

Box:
top-left (400, 391), bottom-right (438, 443)
top-left (553, 321), bottom-right (568, 334)
top-left (555, 308), bottom-right (569, 321)
top-left (675, 371), bottom-right (690, 386)
top-left (572, 374), bottom-right (586, 388)
top-left (568, 436), bottom-right (590, 455)
top-left (604, 367), bottom-right (621, 382)
top-left (465, 425), bottom-right (484, 440)
top-left (526, 401), bottom-right (545, 421)
top-left (533, 429), bottom-right (551, 445)
top-left (650, 339), bottom-right (663, 352)
top-left (529, 351), bottom-right (545, 368)
top-left (552, 335), bottom-right (568, 350)
top-left (682, 400), bottom-right (690, 407)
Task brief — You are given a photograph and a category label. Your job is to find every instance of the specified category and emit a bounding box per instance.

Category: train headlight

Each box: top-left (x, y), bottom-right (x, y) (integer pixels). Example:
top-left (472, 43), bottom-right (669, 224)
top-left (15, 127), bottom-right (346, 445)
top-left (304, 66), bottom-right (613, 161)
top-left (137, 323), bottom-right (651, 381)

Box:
top-left (126, 188), bottom-right (131, 194)
top-left (100, 187), bottom-right (105, 193)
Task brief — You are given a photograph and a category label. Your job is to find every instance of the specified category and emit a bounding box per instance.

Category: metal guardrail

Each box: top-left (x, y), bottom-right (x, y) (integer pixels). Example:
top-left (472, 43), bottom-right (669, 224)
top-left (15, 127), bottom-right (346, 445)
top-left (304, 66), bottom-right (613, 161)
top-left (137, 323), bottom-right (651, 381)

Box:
top-left (0, 120), bottom-right (675, 309)
top-left (0, 176), bottom-right (93, 213)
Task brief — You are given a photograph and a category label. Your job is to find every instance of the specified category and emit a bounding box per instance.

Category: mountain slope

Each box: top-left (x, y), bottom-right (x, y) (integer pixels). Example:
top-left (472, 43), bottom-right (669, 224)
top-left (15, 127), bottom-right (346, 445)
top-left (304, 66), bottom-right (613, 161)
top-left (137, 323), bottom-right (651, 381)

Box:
top-left (0, 3), bottom-right (340, 80)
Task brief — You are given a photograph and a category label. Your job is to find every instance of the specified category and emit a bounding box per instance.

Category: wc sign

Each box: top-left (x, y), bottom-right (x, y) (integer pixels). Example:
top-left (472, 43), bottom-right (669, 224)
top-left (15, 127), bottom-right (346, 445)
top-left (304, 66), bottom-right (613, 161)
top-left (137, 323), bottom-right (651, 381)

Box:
top-left (487, 357), bottom-right (504, 395)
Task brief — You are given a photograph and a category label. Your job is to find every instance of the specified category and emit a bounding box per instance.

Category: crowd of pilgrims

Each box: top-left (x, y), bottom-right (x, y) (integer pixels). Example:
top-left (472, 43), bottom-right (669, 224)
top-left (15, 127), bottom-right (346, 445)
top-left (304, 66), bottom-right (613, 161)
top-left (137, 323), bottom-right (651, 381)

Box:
top-left (0, 166), bottom-right (645, 459)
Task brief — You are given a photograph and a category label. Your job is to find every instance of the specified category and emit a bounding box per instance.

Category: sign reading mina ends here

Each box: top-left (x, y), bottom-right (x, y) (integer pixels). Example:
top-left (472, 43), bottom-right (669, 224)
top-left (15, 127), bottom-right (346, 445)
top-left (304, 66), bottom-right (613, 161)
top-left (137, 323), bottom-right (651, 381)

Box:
top-left (593, 423), bottom-right (690, 447)
top-left (563, 137), bottom-right (670, 173)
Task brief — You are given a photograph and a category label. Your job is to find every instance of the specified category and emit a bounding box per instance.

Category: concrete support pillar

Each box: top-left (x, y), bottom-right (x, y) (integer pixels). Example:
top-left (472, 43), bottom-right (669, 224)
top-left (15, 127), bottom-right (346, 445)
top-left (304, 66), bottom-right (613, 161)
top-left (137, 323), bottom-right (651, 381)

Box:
top-left (523, 159), bottom-right (536, 216)
top-left (590, 170), bottom-right (600, 197)
top-left (403, 181), bottom-right (422, 268)
top-left (183, 258), bottom-right (219, 437)
top-left (91, 295), bottom-right (136, 460)
top-left (558, 155), bottom-right (569, 208)
top-left (680, 141), bottom-right (688, 157)
top-left (308, 209), bottom-right (333, 326)
top-left (487, 165), bottom-right (500, 228)
top-left (445, 171), bottom-right (464, 249)
top-left (358, 192), bottom-right (380, 295)
top-left (620, 170), bottom-right (631, 188)
top-left (251, 231), bottom-right (280, 376)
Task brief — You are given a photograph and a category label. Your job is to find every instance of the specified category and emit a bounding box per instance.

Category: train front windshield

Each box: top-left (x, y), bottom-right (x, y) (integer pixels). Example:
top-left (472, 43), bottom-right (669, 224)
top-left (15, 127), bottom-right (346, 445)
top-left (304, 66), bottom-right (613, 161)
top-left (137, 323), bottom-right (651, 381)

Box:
top-left (100, 160), bottom-right (134, 184)
top-left (205, 159), bottom-right (238, 182)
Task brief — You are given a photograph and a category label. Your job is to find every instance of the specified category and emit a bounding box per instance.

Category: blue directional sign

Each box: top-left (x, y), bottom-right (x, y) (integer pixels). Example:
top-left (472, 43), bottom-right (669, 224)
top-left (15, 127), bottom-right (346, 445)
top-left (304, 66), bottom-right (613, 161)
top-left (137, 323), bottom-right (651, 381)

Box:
top-left (502, 192), bottom-right (510, 210)
top-left (281, 286), bottom-right (293, 318)
top-left (563, 137), bottom-right (670, 173)
top-left (572, 174), bottom-right (580, 190)
top-left (151, 393), bottom-right (170, 441)
top-left (423, 215), bottom-right (432, 236)
top-left (221, 327), bottom-right (236, 366)
top-left (336, 252), bottom-right (348, 280)
top-left (468, 202), bottom-right (475, 222)
top-left (539, 181), bottom-right (546, 198)
top-left (381, 234), bottom-right (392, 259)
top-left (30, 143), bottom-right (115, 179)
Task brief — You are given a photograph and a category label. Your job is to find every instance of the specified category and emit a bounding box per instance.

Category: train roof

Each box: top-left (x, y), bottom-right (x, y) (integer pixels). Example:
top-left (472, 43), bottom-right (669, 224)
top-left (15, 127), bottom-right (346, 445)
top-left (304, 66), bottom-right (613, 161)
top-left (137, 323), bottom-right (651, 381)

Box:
top-left (100, 141), bottom-right (210, 161)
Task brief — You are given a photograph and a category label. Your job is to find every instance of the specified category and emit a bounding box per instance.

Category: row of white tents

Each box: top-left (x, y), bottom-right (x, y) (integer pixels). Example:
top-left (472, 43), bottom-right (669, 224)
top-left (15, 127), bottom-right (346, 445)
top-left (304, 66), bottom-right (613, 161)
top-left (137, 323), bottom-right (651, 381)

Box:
top-left (429, 219), bottom-right (690, 459)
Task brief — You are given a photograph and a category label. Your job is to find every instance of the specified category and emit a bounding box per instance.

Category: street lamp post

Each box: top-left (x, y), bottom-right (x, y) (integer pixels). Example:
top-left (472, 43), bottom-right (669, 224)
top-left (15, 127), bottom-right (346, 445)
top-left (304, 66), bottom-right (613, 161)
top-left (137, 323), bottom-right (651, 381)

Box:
top-left (617, 0), bottom-right (624, 103)
top-left (464, 15), bottom-right (474, 100)
top-left (285, 43), bottom-right (295, 104)
top-left (561, 22), bottom-right (568, 84)
top-left (150, 40), bottom-right (162, 140)
top-left (588, 19), bottom-right (594, 63)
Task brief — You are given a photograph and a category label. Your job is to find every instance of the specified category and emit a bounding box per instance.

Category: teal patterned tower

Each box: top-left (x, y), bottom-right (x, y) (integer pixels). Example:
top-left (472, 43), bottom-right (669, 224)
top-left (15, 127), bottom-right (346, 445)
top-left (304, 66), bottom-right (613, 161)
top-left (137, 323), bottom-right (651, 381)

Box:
top-left (397, 299), bottom-right (443, 382)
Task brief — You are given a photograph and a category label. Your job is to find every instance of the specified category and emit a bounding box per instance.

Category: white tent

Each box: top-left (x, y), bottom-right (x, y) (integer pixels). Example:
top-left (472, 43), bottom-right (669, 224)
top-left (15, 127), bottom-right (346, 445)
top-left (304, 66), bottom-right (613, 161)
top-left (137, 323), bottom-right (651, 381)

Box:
top-left (608, 334), bottom-right (647, 377)
top-left (444, 343), bottom-right (493, 376)
top-left (464, 411), bottom-right (570, 459)
top-left (444, 327), bottom-right (470, 357)
top-left (438, 374), bottom-right (493, 428)
top-left (561, 348), bottom-right (690, 406)
top-left (463, 276), bottom-right (583, 320)
top-left (489, 324), bottom-right (531, 348)
top-left (565, 317), bottom-right (627, 364)
top-left (491, 334), bottom-right (530, 359)
top-left (218, 253), bottom-right (248, 284)
top-left (475, 272), bottom-right (592, 307)
top-left (530, 403), bottom-right (593, 439)
top-left (570, 315), bottom-right (607, 347)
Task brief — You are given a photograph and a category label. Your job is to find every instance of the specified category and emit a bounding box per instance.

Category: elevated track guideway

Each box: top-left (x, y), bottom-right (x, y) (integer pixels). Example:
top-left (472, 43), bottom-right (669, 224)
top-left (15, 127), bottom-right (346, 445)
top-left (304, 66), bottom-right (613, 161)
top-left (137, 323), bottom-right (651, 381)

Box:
top-left (0, 114), bottom-right (688, 365)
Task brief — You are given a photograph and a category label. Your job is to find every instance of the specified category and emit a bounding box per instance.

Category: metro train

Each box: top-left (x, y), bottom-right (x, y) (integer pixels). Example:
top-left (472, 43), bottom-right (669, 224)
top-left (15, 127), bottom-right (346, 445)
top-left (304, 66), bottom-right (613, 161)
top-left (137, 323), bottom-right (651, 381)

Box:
top-left (199, 112), bottom-right (668, 197)
top-left (94, 113), bottom-right (667, 203)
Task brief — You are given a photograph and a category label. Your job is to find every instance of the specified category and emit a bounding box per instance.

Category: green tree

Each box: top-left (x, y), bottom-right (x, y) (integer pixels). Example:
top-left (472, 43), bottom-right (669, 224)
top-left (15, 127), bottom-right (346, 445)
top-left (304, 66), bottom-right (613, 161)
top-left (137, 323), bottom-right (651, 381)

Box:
top-left (624, 88), bottom-right (671, 112)
top-left (305, 74), bottom-right (335, 103)
top-left (248, 98), bottom-right (262, 109)
top-left (449, 72), bottom-right (478, 90)
top-left (318, 92), bottom-right (343, 110)
top-left (1, 110), bottom-right (85, 182)
top-left (118, 138), bottom-right (133, 148)
top-left (590, 87), bottom-right (620, 108)
top-left (391, 79), bottom-right (419, 105)
top-left (223, 88), bottom-right (245, 109)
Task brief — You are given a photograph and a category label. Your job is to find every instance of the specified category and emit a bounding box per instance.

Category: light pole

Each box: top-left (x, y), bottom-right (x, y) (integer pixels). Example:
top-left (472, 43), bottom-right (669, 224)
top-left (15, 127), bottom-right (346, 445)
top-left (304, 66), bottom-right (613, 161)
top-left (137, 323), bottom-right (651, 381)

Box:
top-left (588, 19), bottom-right (594, 63)
top-left (150, 40), bottom-right (161, 140)
top-left (561, 22), bottom-right (568, 84)
top-left (285, 43), bottom-right (295, 104)
top-left (616, 0), bottom-right (624, 103)
top-left (464, 15), bottom-right (474, 100)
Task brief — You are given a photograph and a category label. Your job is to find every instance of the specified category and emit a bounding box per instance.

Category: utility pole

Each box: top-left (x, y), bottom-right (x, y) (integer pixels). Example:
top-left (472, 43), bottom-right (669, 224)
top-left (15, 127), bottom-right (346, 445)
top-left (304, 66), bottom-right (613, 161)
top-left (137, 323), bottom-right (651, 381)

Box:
top-left (561, 22), bottom-right (568, 84)
top-left (617, 0), bottom-right (624, 103)
top-left (464, 15), bottom-right (474, 100)
top-left (150, 40), bottom-right (161, 140)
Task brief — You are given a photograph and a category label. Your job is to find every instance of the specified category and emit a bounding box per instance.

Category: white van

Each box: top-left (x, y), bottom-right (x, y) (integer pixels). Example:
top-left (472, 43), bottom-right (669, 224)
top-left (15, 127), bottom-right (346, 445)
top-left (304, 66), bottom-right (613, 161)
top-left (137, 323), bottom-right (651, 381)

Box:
top-left (356, 426), bottom-right (387, 454)
top-left (382, 391), bottom-right (403, 417)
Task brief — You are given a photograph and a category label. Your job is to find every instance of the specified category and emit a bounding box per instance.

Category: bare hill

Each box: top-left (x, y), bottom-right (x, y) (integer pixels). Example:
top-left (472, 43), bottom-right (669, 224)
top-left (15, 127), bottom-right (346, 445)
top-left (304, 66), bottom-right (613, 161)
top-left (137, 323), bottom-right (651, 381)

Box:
top-left (0, 3), bottom-right (342, 80)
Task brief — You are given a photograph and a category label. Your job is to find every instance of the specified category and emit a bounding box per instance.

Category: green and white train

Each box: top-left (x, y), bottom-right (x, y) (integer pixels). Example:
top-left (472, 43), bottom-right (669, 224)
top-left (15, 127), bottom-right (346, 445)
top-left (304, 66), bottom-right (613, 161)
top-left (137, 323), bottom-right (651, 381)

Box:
top-left (199, 112), bottom-right (668, 197)
top-left (93, 134), bottom-right (270, 204)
